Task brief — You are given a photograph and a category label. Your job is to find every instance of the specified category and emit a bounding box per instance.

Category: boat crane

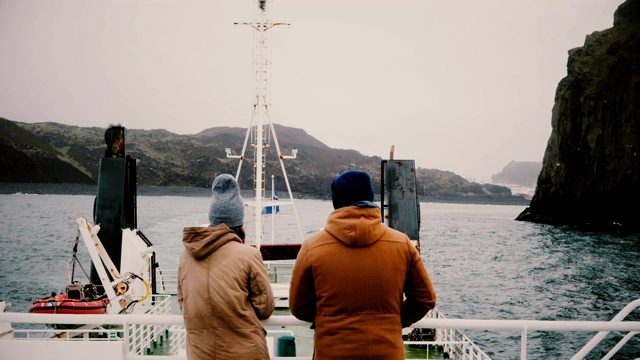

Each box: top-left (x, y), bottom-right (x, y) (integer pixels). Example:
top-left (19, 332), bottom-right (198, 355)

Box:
top-left (74, 217), bottom-right (152, 314)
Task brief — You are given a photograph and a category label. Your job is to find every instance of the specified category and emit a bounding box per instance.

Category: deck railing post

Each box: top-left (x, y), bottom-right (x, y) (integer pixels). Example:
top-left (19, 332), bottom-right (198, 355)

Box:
top-left (572, 298), bottom-right (640, 359)
top-left (521, 326), bottom-right (527, 360)
top-left (602, 331), bottom-right (640, 360)
top-left (124, 319), bottom-right (129, 360)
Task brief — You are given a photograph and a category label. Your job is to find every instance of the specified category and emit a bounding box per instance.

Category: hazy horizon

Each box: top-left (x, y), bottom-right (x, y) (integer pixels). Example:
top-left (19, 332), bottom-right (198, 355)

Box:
top-left (0, 0), bottom-right (624, 180)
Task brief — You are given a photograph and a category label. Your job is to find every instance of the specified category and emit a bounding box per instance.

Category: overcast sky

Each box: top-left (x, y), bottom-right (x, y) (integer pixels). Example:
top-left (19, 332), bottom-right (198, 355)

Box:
top-left (0, 0), bottom-right (624, 180)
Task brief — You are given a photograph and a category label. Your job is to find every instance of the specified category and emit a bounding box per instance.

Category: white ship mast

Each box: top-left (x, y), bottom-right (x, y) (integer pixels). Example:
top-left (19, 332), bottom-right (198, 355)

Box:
top-left (227, 0), bottom-right (303, 248)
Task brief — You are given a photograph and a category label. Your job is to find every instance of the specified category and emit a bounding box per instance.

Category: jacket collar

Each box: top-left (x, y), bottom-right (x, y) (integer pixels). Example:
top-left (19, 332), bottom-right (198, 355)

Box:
top-left (324, 206), bottom-right (386, 248)
top-left (182, 224), bottom-right (242, 260)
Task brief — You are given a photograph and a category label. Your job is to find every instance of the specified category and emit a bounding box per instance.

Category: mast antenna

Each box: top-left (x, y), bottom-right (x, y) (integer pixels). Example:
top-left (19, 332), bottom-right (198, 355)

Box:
top-left (228, 1), bottom-right (302, 249)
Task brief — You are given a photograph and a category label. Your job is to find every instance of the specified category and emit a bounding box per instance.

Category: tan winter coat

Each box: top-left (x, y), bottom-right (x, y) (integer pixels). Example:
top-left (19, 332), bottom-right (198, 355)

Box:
top-left (289, 205), bottom-right (437, 360)
top-left (178, 224), bottom-right (274, 360)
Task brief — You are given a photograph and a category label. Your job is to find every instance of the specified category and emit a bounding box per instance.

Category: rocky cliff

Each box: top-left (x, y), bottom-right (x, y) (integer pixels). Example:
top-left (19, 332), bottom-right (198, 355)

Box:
top-left (517, 0), bottom-right (640, 231)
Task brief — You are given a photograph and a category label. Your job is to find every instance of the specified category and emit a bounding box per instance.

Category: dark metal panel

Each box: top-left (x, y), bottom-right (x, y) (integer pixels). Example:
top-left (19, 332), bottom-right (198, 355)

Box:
top-left (384, 160), bottom-right (420, 242)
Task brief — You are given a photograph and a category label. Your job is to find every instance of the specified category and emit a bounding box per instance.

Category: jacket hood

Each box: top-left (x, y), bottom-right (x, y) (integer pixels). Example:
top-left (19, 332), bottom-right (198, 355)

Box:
top-left (324, 206), bottom-right (386, 247)
top-left (182, 224), bottom-right (242, 260)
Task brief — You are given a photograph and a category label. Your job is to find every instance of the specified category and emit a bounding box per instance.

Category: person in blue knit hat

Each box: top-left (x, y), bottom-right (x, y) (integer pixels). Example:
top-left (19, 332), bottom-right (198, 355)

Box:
top-left (178, 174), bottom-right (274, 360)
top-left (330, 170), bottom-right (376, 209)
top-left (290, 170), bottom-right (437, 360)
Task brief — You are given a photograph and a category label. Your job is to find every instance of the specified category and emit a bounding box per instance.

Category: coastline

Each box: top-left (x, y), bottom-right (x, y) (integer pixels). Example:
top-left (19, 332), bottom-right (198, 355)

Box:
top-left (0, 182), bottom-right (531, 206)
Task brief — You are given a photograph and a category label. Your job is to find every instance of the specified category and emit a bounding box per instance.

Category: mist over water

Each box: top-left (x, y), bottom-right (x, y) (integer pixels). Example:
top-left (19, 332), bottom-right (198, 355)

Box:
top-left (0, 191), bottom-right (638, 359)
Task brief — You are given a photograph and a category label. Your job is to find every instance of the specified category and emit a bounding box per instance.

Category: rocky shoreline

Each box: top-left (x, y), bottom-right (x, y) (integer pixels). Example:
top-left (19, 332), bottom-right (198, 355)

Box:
top-left (0, 182), bottom-right (530, 206)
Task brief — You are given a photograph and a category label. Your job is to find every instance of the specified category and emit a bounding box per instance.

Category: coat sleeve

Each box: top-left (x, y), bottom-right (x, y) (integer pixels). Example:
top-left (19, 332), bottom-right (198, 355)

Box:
top-left (401, 241), bottom-right (437, 328)
top-left (248, 249), bottom-right (275, 320)
top-left (177, 253), bottom-right (184, 312)
top-left (288, 241), bottom-right (316, 323)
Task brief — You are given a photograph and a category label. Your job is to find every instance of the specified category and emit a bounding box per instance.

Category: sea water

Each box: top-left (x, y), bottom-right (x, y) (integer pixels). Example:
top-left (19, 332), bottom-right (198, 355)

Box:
top-left (0, 190), bottom-right (638, 359)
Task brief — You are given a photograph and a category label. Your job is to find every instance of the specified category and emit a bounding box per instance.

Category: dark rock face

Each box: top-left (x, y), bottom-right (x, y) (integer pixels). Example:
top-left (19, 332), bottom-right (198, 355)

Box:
top-left (517, 0), bottom-right (640, 231)
top-left (0, 118), bottom-right (95, 184)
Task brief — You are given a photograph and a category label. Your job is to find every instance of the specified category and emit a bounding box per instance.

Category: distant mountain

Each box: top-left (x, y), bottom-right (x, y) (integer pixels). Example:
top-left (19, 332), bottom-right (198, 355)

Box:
top-left (491, 161), bottom-right (542, 187)
top-left (1, 118), bottom-right (527, 204)
top-left (0, 118), bottom-right (94, 184)
top-left (417, 168), bottom-right (515, 203)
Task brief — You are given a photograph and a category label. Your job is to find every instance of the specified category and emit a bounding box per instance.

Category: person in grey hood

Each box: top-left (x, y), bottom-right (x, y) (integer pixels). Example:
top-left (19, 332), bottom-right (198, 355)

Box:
top-left (178, 174), bottom-right (274, 360)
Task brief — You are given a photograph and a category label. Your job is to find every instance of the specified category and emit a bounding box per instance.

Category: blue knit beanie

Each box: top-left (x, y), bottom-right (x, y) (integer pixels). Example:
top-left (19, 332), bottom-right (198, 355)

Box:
top-left (331, 170), bottom-right (374, 209)
top-left (209, 174), bottom-right (244, 227)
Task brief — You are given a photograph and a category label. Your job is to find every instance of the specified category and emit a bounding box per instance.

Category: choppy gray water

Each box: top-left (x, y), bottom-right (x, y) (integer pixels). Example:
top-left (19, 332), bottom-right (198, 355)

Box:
top-left (0, 191), bottom-right (638, 359)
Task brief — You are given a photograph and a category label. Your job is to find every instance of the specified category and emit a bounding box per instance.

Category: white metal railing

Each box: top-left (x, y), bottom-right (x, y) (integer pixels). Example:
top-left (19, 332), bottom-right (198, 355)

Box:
top-left (157, 263), bottom-right (295, 295)
top-left (3, 310), bottom-right (640, 359)
top-left (0, 295), bottom-right (174, 357)
top-left (169, 325), bottom-right (186, 356)
top-left (265, 261), bottom-right (295, 283)
top-left (125, 294), bottom-right (172, 355)
top-left (155, 269), bottom-right (178, 295)
top-left (423, 310), bottom-right (490, 359)
top-left (571, 298), bottom-right (640, 360)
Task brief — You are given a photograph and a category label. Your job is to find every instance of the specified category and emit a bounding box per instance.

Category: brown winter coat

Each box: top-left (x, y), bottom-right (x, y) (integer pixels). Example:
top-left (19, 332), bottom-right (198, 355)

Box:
top-left (289, 205), bottom-right (437, 360)
top-left (178, 224), bottom-right (275, 360)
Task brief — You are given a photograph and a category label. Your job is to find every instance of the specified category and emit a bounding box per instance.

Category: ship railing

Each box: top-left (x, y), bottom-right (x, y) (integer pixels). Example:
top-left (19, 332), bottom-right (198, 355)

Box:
top-left (127, 294), bottom-right (173, 355)
top-left (265, 261), bottom-right (295, 283)
top-left (422, 309), bottom-right (491, 359)
top-left (571, 297), bottom-right (640, 360)
top-left (3, 308), bottom-right (640, 359)
top-left (155, 269), bottom-right (178, 295)
top-left (168, 324), bottom-right (186, 357)
top-left (155, 263), bottom-right (296, 295)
